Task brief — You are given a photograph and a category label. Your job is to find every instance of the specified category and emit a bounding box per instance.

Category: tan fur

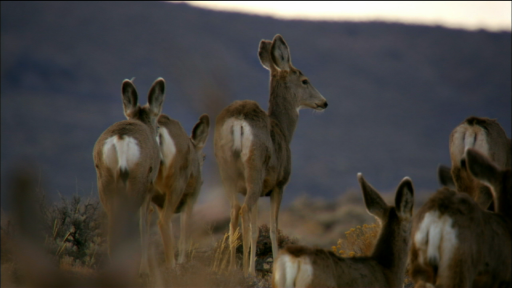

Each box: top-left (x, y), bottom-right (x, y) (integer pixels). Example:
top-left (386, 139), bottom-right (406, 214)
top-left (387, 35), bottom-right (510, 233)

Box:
top-left (93, 78), bottom-right (165, 276)
top-left (151, 114), bottom-right (209, 268)
top-left (409, 148), bottom-right (511, 287)
top-left (272, 174), bottom-right (414, 288)
top-left (214, 35), bottom-right (328, 276)
top-left (449, 116), bottom-right (511, 208)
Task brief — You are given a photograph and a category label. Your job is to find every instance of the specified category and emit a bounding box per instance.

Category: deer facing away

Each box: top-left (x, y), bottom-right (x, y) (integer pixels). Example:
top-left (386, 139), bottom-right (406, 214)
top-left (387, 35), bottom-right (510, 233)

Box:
top-left (213, 34), bottom-right (328, 276)
top-left (151, 113), bottom-right (210, 268)
top-left (93, 78), bottom-right (165, 276)
top-left (272, 173), bottom-right (414, 288)
top-left (448, 116), bottom-right (511, 209)
top-left (409, 148), bottom-right (511, 287)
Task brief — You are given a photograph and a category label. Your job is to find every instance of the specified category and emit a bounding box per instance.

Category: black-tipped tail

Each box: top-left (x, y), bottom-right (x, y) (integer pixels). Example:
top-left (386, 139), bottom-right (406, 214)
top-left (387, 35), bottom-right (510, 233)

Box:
top-left (119, 168), bottom-right (129, 184)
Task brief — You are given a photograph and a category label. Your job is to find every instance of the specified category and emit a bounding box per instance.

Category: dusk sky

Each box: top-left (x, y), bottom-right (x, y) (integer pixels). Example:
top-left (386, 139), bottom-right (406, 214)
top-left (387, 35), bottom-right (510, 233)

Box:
top-left (180, 1), bottom-right (511, 32)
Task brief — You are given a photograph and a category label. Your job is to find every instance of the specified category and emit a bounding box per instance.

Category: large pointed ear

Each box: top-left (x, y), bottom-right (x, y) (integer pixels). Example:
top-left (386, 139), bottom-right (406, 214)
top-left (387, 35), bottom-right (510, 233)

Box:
top-left (122, 79), bottom-right (139, 119)
top-left (358, 173), bottom-right (389, 221)
top-left (466, 148), bottom-right (499, 186)
top-left (438, 165), bottom-right (455, 188)
top-left (147, 78), bottom-right (165, 116)
top-left (270, 34), bottom-right (292, 71)
top-left (394, 177), bottom-right (414, 218)
top-left (191, 114), bottom-right (210, 150)
top-left (258, 40), bottom-right (273, 70)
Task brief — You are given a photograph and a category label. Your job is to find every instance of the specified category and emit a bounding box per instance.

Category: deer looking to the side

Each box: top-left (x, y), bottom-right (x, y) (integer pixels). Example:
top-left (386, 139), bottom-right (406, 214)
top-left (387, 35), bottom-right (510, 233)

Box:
top-left (151, 113), bottom-right (210, 268)
top-left (214, 34), bottom-right (328, 276)
top-left (409, 148), bottom-right (511, 288)
top-left (272, 174), bottom-right (414, 288)
top-left (448, 116), bottom-right (511, 208)
top-left (93, 78), bottom-right (165, 276)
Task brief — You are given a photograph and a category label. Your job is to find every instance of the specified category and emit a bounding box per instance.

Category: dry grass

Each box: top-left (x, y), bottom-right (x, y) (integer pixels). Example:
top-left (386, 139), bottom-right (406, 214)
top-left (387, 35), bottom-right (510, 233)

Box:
top-left (2, 165), bottom-right (418, 287)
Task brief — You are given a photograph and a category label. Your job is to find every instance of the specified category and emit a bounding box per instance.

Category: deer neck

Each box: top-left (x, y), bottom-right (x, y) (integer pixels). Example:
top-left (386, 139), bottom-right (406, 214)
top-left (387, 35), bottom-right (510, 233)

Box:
top-left (267, 77), bottom-right (299, 144)
top-left (371, 213), bottom-right (409, 285)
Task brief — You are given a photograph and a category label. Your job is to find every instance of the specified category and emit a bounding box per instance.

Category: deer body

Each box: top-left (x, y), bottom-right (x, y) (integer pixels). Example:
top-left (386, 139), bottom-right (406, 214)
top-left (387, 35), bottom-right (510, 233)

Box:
top-left (151, 114), bottom-right (209, 267)
top-left (214, 34), bottom-right (327, 276)
top-left (272, 174), bottom-right (414, 288)
top-left (409, 148), bottom-right (511, 288)
top-left (449, 116), bottom-right (511, 206)
top-left (93, 78), bottom-right (165, 276)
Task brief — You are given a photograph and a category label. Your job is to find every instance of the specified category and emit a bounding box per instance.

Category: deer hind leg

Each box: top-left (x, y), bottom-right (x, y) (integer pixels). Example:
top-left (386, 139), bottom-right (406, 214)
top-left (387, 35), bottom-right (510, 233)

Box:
top-left (157, 179), bottom-right (187, 268)
top-left (270, 188), bottom-right (283, 262)
top-left (139, 196), bottom-right (152, 277)
top-left (241, 157), bottom-right (264, 276)
top-left (178, 183), bottom-right (200, 264)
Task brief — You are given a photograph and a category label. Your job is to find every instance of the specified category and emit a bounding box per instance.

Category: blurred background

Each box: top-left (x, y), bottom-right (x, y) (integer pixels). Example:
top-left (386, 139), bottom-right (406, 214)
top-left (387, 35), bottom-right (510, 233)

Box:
top-left (1, 1), bottom-right (511, 212)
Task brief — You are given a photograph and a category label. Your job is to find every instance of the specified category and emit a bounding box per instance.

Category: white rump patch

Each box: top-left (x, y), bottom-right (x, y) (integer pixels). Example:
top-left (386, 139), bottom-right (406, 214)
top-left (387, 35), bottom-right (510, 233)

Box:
top-left (158, 127), bottom-right (176, 166)
top-left (102, 135), bottom-right (140, 171)
top-left (273, 253), bottom-right (313, 288)
top-left (451, 124), bottom-right (489, 164)
top-left (414, 211), bottom-right (458, 268)
top-left (224, 119), bottom-right (253, 161)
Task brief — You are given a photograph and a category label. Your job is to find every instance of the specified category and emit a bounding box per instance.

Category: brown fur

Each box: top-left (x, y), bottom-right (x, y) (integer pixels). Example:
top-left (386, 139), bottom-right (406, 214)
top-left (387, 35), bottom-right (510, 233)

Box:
top-left (92, 78), bottom-right (165, 276)
top-left (151, 113), bottom-right (209, 267)
top-left (214, 34), bottom-right (327, 276)
top-left (272, 174), bottom-right (414, 287)
top-left (409, 148), bottom-right (511, 287)
top-left (449, 116), bottom-right (511, 209)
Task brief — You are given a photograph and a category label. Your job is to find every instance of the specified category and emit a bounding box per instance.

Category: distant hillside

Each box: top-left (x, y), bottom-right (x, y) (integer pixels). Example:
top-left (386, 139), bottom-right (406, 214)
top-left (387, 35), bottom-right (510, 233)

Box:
top-left (1, 2), bottom-right (510, 208)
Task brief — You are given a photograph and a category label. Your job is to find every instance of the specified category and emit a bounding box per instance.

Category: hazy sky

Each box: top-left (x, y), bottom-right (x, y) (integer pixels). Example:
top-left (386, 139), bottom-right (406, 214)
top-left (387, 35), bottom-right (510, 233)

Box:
top-left (180, 1), bottom-right (511, 32)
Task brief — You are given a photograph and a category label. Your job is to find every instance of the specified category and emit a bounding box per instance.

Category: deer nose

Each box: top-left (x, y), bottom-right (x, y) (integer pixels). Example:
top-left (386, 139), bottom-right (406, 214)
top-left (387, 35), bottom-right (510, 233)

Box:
top-left (321, 101), bottom-right (328, 109)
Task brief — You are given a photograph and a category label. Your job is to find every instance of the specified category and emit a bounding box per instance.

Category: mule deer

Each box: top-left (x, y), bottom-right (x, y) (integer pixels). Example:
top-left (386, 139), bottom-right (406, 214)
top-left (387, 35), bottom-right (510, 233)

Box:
top-left (151, 113), bottom-right (210, 268)
top-left (93, 78), bottom-right (165, 276)
top-left (272, 173), bottom-right (414, 288)
top-left (214, 34), bottom-right (328, 276)
top-left (409, 148), bottom-right (511, 287)
top-left (448, 116), bottom-right (511, 208)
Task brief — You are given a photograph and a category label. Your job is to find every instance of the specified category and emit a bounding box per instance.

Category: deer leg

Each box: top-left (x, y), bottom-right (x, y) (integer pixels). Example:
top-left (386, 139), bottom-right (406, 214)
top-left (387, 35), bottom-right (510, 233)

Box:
top-left (139, 197), bottom-right (151, 276)
top-left (229, 200), bottom-right (241, 271)
top-left (270, 188), bottom-right (283, 262)
top-left (241, 177), bottom-right (262, 276)
top-left (157, 181), bottom-right (185, 268)
top-left (178, 189), bottom-right (199, 264)
top-left (249, 202), bottom-right (259, 276)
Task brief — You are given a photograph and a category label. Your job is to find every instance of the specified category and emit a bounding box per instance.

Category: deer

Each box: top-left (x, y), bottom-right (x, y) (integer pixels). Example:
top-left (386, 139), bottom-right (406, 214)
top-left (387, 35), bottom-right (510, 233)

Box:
top-left (272, 173), bottom-right (414, 288)
top-left (150, 113), bottom-right (210, 268)
top-left (409, 148), bottom-right (511, 288)
top-left (213, 34), bottom-right (328, 276)
top-left (447, 116), bottom-right (511, 209)
top-left (93, 78), bottom-right (165, 277)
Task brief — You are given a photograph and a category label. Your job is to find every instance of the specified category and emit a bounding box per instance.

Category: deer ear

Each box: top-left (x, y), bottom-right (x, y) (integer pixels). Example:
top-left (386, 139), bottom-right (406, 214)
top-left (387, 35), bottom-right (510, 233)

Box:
top-left (358, 173), bottom-right (388, 221)
top-left (466, 148), bottom-right (499, 186)
top-left (270, 34), bottom-right (292, 71)
top-left (148, 78), bottom-right (165, 117)
top-left (438, 165), bottom-right (455, 188)
top-left (395, 177), bottom-right (414, 217)
top-left (122, 79), bottom-right (139, 119)
top-left (258, 40), bottom-right (273, 70)
top-left (191, 114), bottom-right (210, 150)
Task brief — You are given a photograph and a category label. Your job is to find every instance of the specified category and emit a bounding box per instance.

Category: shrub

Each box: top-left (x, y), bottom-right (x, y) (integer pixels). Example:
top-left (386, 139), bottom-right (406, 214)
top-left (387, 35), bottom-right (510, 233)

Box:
top-left (331, 222), bottom-right (381, 257)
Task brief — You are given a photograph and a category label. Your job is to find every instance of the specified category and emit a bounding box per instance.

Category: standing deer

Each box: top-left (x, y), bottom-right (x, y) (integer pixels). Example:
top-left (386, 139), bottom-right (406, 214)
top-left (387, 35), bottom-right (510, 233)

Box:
top-left (448, 116), bottom-right (511, 208)
top-left (93, 78), bottom-right (165, 276)
top-left (151, 113), bottom-right (210, 268)
top-left (272, 173), bottom-right (414, 288)
top-left (409, 148), bottom-right (511, 288)
top-left (214, 34), bottom-right (328, 276)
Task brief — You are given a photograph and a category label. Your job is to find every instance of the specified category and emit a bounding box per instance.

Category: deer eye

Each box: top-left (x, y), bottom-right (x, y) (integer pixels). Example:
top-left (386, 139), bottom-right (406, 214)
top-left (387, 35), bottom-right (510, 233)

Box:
top-left (302, 79), bottom-right (309, 85)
